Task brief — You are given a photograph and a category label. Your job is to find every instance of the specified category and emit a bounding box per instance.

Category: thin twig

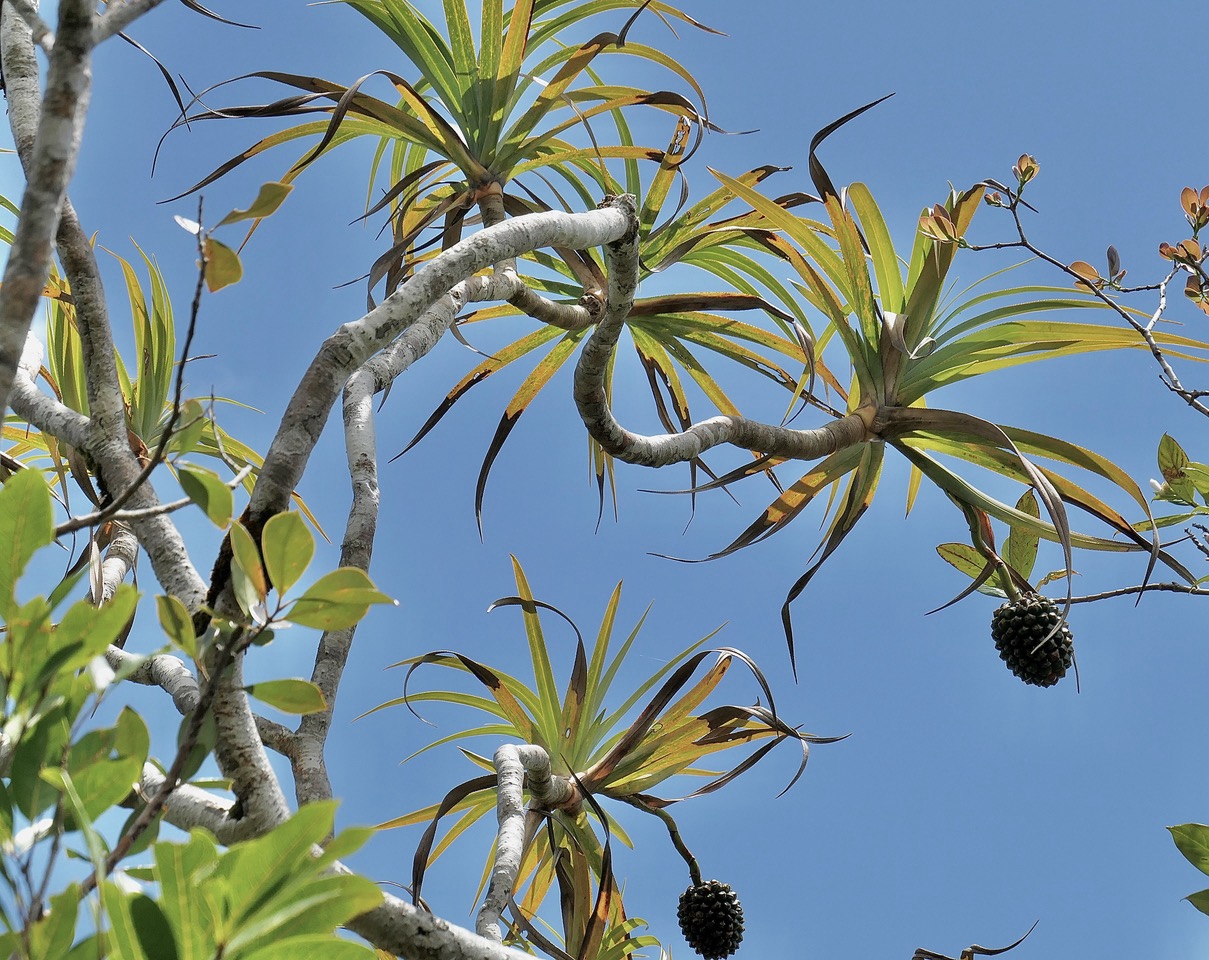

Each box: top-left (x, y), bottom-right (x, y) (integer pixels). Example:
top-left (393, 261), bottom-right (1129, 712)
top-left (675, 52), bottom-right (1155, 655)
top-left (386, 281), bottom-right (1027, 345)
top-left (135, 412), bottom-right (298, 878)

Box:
top-left (970, 186), bottom-right (1209, 417)
top-left (55, 465), bottom-right (250, 536)
top-left (1068, 582), bottom-right (1209, 603)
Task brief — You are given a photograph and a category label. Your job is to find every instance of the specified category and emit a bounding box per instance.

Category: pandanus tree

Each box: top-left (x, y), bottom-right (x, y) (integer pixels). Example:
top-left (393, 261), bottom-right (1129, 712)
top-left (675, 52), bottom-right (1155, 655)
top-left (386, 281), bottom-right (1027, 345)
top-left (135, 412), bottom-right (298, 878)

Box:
top-left (2, 1), bottom-right (1209, 959)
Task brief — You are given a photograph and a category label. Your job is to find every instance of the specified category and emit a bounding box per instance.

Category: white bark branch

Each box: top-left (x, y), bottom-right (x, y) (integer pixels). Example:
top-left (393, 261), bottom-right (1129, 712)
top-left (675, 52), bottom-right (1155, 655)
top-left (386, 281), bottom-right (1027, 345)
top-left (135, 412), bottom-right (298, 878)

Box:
top-left (141, 767), bottom-right (545, 960)
top-left (202, 204), bottom-right (634, 829)
top-left (139, 764), bottom-right (258, 844)
top-left (479, 744), bottom-right (578, 942)
top-left (478, 189), bottom-right (601, 329)
top-left (209, 655), bottom-right (292, 833)
top-left (2, 2), bottom-right (206, 610)
top-left (4, 0), bottom-right (54, 51)
top-left (108, 647), bottom-right (200, 716)
top-left (573, 197), bottom-right (874, 466)
top-left (243, 200), bottom-right (635, 528)
top-left (8, 364), bottom-right (92, 449)
top-left (94, 0), bottom-right (171, 42)
top-left (0, 0), bottom-right (94, 421)
top-left (93, 522), bottom-right (138, 604)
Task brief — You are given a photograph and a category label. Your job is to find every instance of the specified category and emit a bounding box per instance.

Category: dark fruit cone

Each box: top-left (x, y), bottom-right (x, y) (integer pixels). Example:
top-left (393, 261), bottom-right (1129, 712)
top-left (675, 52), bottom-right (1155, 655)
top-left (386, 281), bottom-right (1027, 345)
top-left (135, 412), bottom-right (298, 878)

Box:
top-left (678, 879), bottom-right (745, 959)
top-left (991, 594), bottom-right (1074, 687)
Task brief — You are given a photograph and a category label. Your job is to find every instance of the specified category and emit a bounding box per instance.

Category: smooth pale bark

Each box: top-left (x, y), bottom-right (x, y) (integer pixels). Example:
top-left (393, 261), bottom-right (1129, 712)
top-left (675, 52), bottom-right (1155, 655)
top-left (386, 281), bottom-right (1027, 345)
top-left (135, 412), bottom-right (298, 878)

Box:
top-left (243, 201), bottom-right (636, 530)
top-left (1, 3), bottom-right (208, 609)
top-left (480, 745), bottom-right (578, 941)
top-left (0, 0), bottom-right (93, 422)
top-left (573, 204), bottom-right (875, 466)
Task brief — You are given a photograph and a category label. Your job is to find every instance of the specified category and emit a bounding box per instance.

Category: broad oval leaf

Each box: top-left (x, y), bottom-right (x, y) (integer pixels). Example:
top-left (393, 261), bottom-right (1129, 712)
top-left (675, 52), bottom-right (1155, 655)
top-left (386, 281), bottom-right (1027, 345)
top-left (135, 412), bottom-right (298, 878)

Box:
top-left (1158, 433), bottom-right (1190, 481)
top-left (1004, 489), bottom-right (1041, 581)
top-left (203, 236), bottom-right (243, 292)
top-left (156, 594), bottom-right (196, 659)
top-left (244, 678), bottom-right (327, 715)
top-left (1171, 823), bottom-right (1209, 876)
top-left (177, 464), bottom-right (233, 528)
top-left (261, 511), bottom-right (314, 595)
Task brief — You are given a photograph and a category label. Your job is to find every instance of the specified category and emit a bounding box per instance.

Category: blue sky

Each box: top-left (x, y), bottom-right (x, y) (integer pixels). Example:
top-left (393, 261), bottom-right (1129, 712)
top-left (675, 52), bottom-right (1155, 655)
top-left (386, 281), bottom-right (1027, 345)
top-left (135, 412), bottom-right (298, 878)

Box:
top-left (7, 0), bottom-right (1209, 957)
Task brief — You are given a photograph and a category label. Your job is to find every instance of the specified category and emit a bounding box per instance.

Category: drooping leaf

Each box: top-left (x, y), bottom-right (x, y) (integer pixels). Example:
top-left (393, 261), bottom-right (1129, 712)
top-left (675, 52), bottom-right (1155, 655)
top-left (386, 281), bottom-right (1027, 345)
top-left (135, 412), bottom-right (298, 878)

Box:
top-left (156, 595), bottom-right (197, 659)
top-left (229, 521), bottom-right (269, 615)
top-left (177, 463), bottom-right (234, 528)
top-left (216, 181), bottom-right (294, 227)
top-left (203, 236), bottom-right (243, 292)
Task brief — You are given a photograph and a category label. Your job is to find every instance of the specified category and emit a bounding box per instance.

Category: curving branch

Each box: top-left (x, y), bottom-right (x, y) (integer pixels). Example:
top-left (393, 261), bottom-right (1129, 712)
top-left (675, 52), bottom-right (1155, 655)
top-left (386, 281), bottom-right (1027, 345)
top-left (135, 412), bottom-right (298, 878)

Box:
top-left (107, 646), bottom-right (200, 716)
top-left (197, 200), bottom-right (639, 833)
top-left (140, 766), bottom-right (551, 960)
top-left (92, 522), bottom-right (139, 605)
top-left (240, 198), bottom-right (637, 533)
top-left (479, 744), bottom-right (578, 942)
top-left (289, 259), bottom-right (594, 805)
top-left (573, 199), bottom-right (873, 467)
top-left (94, 0), bottom-right (171, 43)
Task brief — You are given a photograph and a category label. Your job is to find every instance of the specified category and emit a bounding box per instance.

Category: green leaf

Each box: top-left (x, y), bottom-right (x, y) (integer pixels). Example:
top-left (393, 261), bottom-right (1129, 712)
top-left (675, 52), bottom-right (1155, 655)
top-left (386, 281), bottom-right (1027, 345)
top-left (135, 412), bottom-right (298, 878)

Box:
top-left (48, 584), bottom-right (139, 677)
top-left (0, 467), bottom-right (55, 615)
top-left (11, 703), bottom-right (72, 818)
top-left (1187, 889), bottom-right (1209, 916)
top-left (1004, 490), bottom-right (1041, 581)
top-left (66, 755), bottom-right (143, 822)
top-left (1158, 433), bottom-right (1190, 480)
top-left (936, 543), bottom-right (1008, 598)
top-left (114, 707), bottom-right (151, 764)
top-left (53, 768), bottom-right (107, 877)
top-left (177, 710), bottom-right (218, 783)
top-left (286, 567), bottom-right (395, 631)
top-left (157, 594), bottom-right (197, 659)
top-left (0, 781), bottom-right (12, 847)
top-left (29, 884), bottom-right (80, 960)
top-left (1184, 463), bottom-right (1209, 500)
top-left (154, 830), bottom-right (220, 960)
top-left (244, 679), bottom-right (327, 715)
top-left (102, 882), bottom-right (150, 960)
top-left (1171, 824), bottom-right (1209, 875)
top-left (216, 181), bottom-right (294, 226)
top-left (261, 511), bottom-right (314, 595)
top-left (131, 894), bottom-right (180, 960)
top-left (203, 236), bottom-right (243, 292)
top-left (225, 876), bottom-right (383, 954)
top-left (178, 464), bottom-right (234, 528)
top-left (169, 399), bottom-right (208, 456)
top-left (229, 522), bottom-right (268, 615)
